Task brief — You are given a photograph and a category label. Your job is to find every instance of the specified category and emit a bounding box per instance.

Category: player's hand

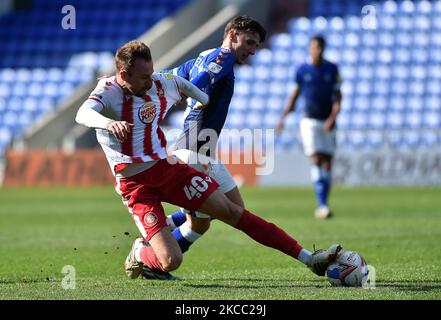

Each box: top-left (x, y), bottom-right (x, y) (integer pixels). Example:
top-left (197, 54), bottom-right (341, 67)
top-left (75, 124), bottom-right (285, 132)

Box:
top-left (324, 117), bottom-right (336, 132)
top-left (276, 120), bottom-right (285, 135)
top-left (106, 121), bottom-right (134, 141)
top-left (192, 101), bottom-right (207, 110)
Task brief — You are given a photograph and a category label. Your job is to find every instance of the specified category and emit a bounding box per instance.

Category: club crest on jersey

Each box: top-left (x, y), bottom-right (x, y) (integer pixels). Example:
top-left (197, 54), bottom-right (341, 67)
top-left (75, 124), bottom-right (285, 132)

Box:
top-left (138, 102), bottom-right (157, 124)
top-left (144, 212), bottom-right (158, 227)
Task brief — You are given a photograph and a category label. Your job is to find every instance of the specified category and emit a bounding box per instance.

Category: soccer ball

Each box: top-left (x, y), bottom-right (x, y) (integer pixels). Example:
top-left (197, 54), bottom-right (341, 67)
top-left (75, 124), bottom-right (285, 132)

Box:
top-left (326, 251), bottom-right (369, 287)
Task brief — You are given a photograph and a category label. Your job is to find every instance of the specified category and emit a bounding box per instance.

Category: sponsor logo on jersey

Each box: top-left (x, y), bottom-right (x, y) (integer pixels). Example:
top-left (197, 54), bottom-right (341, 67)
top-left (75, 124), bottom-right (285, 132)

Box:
top-left (164, 73), bottom-right (173, 80)
top-left (144, 212), bottom-right (158, 227)
top-left (207, 62), bottom-right (223, 74)
top-left (138, 102), bottom-right (157, 124)
top-left (215, 56), bottom-right (224, 64)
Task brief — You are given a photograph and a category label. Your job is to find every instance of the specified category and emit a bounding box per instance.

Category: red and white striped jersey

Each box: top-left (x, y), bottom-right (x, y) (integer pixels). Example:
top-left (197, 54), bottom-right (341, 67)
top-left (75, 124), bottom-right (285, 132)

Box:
top-left (77, 72), bottom-right (207, 175)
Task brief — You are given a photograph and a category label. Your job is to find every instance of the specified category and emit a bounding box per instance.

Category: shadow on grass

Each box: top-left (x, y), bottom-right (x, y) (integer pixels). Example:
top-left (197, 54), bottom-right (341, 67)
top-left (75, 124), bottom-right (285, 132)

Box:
top-left (0, 278), bottom-right (58, 284)
top-left (180, 277), bottom-right (328, 290)
top-left (376, 280), bottom-right (441, 292)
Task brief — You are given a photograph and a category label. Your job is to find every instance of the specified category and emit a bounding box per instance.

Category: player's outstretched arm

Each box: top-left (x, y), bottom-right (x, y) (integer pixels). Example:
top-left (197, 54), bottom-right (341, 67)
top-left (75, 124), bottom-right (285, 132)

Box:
top-left (324, 89), bottom-right (342, 132)
top-left (75, 100), bottom-right (133, 141)
top-left (174, 75), bottom-right (209, 109)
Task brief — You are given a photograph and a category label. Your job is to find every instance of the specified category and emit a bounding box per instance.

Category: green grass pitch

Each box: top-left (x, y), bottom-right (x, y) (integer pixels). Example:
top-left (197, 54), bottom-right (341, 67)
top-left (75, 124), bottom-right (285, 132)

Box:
top-left (0, 186), bottom-right (440, 300)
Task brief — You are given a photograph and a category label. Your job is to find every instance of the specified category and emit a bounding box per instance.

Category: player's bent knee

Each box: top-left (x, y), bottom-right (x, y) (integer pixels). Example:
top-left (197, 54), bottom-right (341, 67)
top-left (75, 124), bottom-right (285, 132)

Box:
top-left (193, 218), bottom-right (211, 234)
top-left (160, 252), bottom-right (183, 272)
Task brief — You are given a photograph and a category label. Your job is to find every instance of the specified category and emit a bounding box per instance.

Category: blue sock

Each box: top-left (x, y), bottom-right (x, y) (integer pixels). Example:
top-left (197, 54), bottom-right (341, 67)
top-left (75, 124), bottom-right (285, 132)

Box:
top-left (170, 210), bottom-right (187, 228)
top-left (311, 166), bottom-right (328, 207)
top-left (172, 222), bottom-right (201, 253)
top-left (322, 169), bottom-right (331, 206)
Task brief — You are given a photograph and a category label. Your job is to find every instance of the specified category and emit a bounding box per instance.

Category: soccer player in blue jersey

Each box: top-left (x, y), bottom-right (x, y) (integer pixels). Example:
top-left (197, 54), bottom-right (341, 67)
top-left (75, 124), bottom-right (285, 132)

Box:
top-left (162, 16), bottom-right (267, 254)
top-left (277, 35), bottom-right (342, 219)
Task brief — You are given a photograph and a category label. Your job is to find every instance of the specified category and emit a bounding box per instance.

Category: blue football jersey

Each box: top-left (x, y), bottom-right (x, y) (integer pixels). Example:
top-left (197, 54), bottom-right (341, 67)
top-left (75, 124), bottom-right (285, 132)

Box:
top-left (166, 47), bottom-right (236, 155)
top-left (295, 60), bottom-right (341, 120)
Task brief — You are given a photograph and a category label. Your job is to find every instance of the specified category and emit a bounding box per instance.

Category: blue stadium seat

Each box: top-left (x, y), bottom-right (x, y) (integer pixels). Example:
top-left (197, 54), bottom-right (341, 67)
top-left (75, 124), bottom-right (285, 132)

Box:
top-left (416, 0), bottom-right (432, 15)
top-left (311, 16), bottom-right (328, 33)
top-left (347, 131), bottom-right (366, 149)
top-left (248, 96), bottom-right (266, 111)
top-left (269, 33), bottom-right (292, 50)
top-left (234, 81), bottom-right (251, 96)
top-left (288, 17), bottom-right (311, 34)
top-left (378, 32), bottom-right (394, 47)
top-left (351, 112), bottom-right (368, 129)
top-left (391, 82), bottom-right (409, 98)
top-left (379, 15), bottom-right (396, 31)
top-left (329, 17), bottom-right (344, 32)
top-left (365, 131), bottom-right (384, 149)
top-left (251, 49), bottom-right (272, 66)
top-left (394, 48), bottom-right (411, 64)
top-left (424, 94), bottom-right (441, 112)
top-left (389, 95), bottom-right (406, 111)
top-left (342, 48), bottom-right (358, 64)
top-left (414, 15), bottom-right (431, 31)
top-left (406, 111), bottom-right (422, 130)
top-left (369, 112), bottom-right (386, 130)
top-left (425, 83), bottom-right (441, 97)
top-left (408, 82), bottom-right (425, 97)
top-left (345, 16), bottom-right (361, 31)
top-left (266, 95), bottom-right (286, 112)
top-left (420, 131), bottom-right (438, 147)
top-left (376, 64), bottom-right (392, 80)
top-left (412, 47), bottom-right (429, 64)
top-left (327, 33), bottom-right (344, 49)
top-left (344, 32), bottom-right (359, 48)
top-left (254, 66), bottom-right (270, 81)
top-left (226, 111), bottom-right (245, 129)
top-left (371, 95), bottom-right (388, 112)
top-left (397, 16), bottom-right (414, 31)
top-left (263, 112), bottom-right (280, 129)
top-left (423, 112), bottom-right (441, 128)
top-left (245, 112), bottom-right (262, 128)
top-left (373, 80), bottom-right (390, 96)
top-left (387, 111), bottom-right (405, 129)
top-left (392, 64), bottom-right (409, 80)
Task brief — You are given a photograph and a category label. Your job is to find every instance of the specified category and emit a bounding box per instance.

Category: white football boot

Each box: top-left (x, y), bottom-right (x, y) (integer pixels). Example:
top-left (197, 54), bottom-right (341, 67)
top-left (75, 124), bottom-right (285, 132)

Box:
top-left (309, 244), bottom-right (342, 276)
top-left (124, 237), bottom-right (147, 279)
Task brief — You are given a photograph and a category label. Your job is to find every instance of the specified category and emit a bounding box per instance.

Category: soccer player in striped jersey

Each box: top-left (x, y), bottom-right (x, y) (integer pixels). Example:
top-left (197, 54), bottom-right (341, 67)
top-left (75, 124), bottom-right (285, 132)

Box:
top-left (162, 16), bottom-right (266, 254)
top-left (76, 40), bottom-right (341, 280)
top-left (277, 35), bottom-right (342, 219)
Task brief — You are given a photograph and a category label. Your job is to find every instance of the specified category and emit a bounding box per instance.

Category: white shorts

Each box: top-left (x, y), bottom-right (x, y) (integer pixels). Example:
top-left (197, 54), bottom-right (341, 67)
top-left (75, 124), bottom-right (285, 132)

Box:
top-left (299, 117), bottom-right (336, 157)
top-left (172, 149), bottom-right (237, 194)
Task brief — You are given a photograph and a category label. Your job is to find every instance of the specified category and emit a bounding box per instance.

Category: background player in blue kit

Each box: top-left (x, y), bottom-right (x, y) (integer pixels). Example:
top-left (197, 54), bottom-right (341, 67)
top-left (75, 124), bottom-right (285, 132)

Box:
top-left (277, 35), bottom-right (342, 219)
top-left (162, 16), bottom-right (267, 254)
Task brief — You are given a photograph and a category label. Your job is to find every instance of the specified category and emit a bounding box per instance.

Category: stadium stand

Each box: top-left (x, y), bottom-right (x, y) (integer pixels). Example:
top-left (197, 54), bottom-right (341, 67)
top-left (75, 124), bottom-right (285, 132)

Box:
top-left (0, 0), bottom-right (189, 155)
top-left (217, 0), bottom-right (441, 151)
top-left (1, 0), bottom-right (440, 156)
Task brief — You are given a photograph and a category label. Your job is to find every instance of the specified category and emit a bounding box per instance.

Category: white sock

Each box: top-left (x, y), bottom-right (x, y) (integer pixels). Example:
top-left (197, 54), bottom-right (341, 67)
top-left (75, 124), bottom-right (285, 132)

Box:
top-left (166, 215), bottom-right (177, 231)
top-left (134, 241), bottom-right (144, 263)
top-left (179, 221), bottom-right (202, 243)
top-left (298, 248), bottom-right (312, 266)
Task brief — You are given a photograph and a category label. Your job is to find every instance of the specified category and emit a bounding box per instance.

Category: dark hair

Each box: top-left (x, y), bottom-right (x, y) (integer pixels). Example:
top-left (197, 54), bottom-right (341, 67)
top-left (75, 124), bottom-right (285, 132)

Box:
top-left (310, 35), bottom-right (326, 49)
top-left (224, 15), bottom-right (267, 43)
top-left (115, 40), bottom-right (152, 72)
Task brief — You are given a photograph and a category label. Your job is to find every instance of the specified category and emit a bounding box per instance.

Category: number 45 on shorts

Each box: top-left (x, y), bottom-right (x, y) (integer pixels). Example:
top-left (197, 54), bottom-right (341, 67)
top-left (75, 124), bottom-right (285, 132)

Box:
top-left (183, 176), bottom-right (214, 200)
